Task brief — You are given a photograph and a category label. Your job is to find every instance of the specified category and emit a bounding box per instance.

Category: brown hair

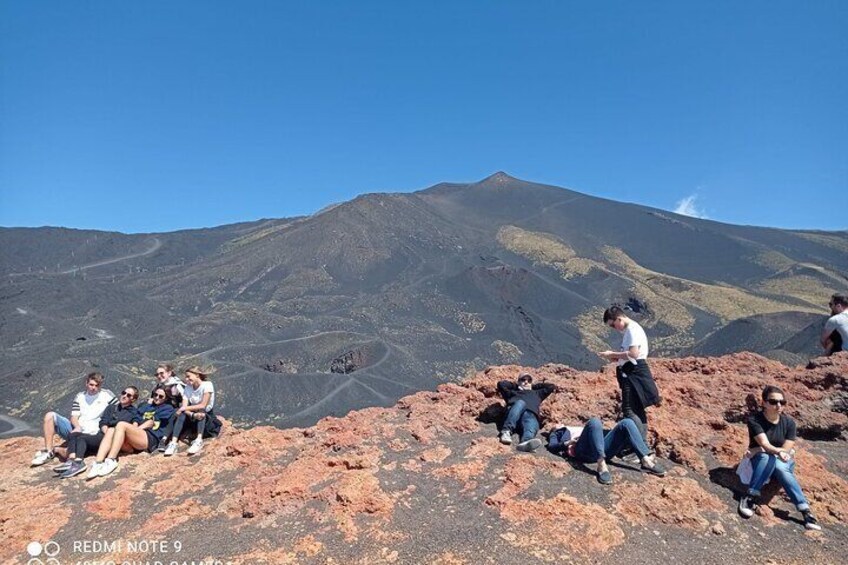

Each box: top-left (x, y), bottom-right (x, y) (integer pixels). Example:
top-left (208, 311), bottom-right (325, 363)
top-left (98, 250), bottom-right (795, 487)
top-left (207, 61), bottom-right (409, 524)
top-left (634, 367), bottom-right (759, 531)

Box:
top-left (157, 363), bottom-right (175, 374)
top-left (86, 372), bottom-right (104, 385)
top-left (184, 365), bottom-right (209, 381)
top-left (603, 306), bottom-right (626, 324)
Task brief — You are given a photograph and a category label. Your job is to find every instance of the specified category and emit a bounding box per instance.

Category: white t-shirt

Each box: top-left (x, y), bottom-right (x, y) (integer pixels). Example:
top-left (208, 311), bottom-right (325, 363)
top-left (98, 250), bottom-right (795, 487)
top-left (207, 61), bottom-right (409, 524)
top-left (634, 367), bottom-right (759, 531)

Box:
top-left (72, 389), bottom-right (116, 435)
top-left (619, 320), bottom-right (649, 366)
top-left (824, 312), bottom-right (848, 344)
top-left (184, 381), bottom-right (215, 411)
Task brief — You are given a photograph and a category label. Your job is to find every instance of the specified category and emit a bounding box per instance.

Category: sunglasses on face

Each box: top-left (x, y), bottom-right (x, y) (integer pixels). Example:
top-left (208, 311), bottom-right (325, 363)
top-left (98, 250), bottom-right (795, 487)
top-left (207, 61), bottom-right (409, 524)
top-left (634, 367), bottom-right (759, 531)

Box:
top-left (153, 393), bottom-right (167, 400)
top-left (121, 391), bottom-right (136, 398)
top-left (766, 398), bottom-right (787, 406)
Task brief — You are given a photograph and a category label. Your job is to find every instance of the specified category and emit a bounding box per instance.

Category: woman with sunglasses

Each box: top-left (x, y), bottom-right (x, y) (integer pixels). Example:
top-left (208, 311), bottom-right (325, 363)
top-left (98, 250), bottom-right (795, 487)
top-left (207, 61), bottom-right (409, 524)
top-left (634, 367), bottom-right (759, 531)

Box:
top-left (163, 366), bottom-right (216, 456)
top-left (82, 387), bottom-right (142, 478)
top-left (87, 385), bottom-right (175, 479)
top-left (738, 385), bottom-right (821, 530)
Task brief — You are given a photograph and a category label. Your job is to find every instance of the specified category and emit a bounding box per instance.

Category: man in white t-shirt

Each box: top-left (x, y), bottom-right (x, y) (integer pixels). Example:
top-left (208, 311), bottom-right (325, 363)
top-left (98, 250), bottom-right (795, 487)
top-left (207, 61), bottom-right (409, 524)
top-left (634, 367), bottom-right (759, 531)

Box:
top-left (31, 372), bottom-right (116, 467)
top-left (821, 294), bottom-right (847, 356)
top-left (598, 306), bottom-right (661, 441)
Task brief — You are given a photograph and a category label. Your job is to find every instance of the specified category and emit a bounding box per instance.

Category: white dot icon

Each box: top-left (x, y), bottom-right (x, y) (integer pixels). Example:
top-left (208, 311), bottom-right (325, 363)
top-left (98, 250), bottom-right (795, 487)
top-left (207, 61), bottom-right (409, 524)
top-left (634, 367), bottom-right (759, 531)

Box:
top-left (27, 541), bottom-right (43, 557)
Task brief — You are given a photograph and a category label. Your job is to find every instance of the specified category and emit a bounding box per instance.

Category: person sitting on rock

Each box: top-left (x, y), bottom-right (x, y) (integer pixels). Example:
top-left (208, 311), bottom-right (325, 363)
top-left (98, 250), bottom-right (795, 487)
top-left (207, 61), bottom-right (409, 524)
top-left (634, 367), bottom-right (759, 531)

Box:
top-left (163, 366), bottom-right (219, 456)
top-left (87, 385), bottom-right (175, 479)
top-left (53, 385), bottom-right (140, 478)
top-left (497, 372), bottom-right (555, 452)
top-left (737, 385), bottom-right (821, 531)
top-left (548, 417), bottom-right (667, 484)
top-left (31, 372), bottom-right (116, 468)
top-left (598, 305), bottom-right (661, 441)
top-left (821, 293), bottom-right (847, 355)
top-left (153, 362), bottom-right (186, 451)
top-left (81, 386), bottom-right (142, 479)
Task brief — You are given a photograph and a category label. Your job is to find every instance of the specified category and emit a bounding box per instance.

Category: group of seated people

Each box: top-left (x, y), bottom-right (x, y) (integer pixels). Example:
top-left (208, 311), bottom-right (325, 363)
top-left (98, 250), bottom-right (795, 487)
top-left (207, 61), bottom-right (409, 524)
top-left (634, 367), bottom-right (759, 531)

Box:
top-left (30, 364), bottom-right (221, 480)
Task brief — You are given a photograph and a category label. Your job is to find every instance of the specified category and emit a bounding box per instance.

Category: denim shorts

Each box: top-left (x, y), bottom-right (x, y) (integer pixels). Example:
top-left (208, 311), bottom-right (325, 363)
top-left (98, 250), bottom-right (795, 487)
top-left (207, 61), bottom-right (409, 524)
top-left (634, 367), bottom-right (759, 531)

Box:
top-left (53, 413), bottom-right (73, 440)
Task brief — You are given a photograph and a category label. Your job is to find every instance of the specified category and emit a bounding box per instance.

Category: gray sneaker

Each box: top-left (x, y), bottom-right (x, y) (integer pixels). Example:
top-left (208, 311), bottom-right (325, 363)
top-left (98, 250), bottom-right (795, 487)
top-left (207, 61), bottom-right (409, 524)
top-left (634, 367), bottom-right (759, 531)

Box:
top-left (52, 460), bottom-right (73, 473)
top-left (60, 460), bottom-right (87, 479)
top-left (499, 430), bottom-right (513, 445)
top-left (516, 438), bottom-right (543, 452)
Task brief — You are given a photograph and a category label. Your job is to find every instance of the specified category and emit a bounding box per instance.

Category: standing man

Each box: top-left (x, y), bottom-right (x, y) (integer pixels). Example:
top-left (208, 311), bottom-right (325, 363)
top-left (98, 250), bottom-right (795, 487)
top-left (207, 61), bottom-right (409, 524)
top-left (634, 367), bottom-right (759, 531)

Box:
top-left (497, 372), bottom-right (556, 452)
top-left (598, 306), bottom-right (660, 441)
top-left (31, 372), bottom-right (116, 467)
top-left (821, 294), bottom-right (847, 355)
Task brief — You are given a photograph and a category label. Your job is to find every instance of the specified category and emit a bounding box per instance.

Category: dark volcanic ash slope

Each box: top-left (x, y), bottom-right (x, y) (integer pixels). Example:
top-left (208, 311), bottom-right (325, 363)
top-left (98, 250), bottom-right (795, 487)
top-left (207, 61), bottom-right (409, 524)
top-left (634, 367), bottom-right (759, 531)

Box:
top-left (1, 173), bottom-right (846, 429)
top-left (1, 353), bottom-right (847, 564)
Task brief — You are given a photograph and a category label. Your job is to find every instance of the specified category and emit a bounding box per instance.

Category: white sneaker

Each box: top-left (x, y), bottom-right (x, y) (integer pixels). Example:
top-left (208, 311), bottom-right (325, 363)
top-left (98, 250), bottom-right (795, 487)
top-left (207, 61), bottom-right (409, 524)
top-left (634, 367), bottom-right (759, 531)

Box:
top-left (86, 462), bottom-right (102, 480)
top-left (100, 458), bottom-right (118, 477)
top-left (164, 441), bottom-right (178, 456)
top-left (187, 438), bottom-right (204, 455)
top-left (31, 450), bottom-right (55, 467)
top-left (499, 430), bottom-right (513, 445)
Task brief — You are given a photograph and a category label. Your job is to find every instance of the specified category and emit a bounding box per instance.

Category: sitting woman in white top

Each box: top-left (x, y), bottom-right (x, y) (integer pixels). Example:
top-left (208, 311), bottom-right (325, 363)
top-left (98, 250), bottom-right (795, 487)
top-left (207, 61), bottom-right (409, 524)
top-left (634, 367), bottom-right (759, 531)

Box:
top-left (598, 305), bottom-right (661, 441)
top-left (164, 365), bottom-right (218, 456)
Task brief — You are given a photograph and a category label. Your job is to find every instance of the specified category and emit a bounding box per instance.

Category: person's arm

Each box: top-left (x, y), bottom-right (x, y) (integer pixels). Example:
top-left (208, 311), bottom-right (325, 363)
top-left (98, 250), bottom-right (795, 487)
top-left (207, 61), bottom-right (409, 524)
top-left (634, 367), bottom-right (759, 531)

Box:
top-left (497, 380), bottom-right (516, 399)
top-left (598, 346), bottom-right (640, 362)
top-left (138, 418), bottom-right (154, 430)
top-left (533, 382), bottom-right (557, 399)
top-left (176, 395), bottom-right (190, 414)
top-left (821, 318), bottom-right (835, 349)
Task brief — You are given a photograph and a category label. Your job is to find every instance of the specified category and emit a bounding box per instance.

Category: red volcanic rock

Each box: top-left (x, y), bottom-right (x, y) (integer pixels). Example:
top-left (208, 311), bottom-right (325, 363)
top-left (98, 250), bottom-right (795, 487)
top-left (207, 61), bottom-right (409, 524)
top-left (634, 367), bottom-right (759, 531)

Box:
top-left (2, 353), bottom-right (847, 563)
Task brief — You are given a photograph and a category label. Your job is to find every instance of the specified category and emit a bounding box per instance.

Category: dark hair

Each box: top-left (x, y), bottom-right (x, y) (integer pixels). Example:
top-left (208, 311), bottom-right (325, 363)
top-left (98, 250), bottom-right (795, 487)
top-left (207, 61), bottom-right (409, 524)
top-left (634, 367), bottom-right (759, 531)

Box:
top-left (603, 306), bottom-right (626, 324)
top-left (830, 294), bottom-right (848, 308)
top-left (151, 385), bottom-right (172, 402)
top-left (761, 385), bottom-right (785, 401)
top-left (86, 372), bottom-right (104, 385)
top-left (125, 385), bottom-right (139, 398)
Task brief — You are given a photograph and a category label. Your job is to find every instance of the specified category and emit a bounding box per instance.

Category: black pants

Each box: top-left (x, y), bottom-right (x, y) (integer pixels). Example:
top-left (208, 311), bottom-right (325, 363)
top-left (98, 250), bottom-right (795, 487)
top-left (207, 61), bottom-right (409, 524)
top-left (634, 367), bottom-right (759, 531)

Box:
top-left (617, 368), bottom-right (648, 441)
top-left (68, 431), bottom-right (104, 458)
top-left (172, 412), bottom-right (206, 441)
top-left (829, 330), bottom-right (843, 354)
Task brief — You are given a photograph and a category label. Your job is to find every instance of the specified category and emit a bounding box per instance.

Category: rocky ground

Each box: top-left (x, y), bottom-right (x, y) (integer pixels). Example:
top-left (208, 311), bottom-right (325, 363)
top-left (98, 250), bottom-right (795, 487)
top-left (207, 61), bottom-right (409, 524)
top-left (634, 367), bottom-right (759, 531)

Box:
top-left (1, 352), bottom-right (847, 564)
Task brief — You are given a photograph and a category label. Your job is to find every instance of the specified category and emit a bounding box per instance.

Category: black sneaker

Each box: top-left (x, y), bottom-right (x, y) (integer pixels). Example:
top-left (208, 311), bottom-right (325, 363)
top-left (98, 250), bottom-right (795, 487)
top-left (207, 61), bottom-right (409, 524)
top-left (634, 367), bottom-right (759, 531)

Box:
top-left (738, 495), bottom-right (755, 518)
top-left (640, 458), bottom-right (667, 477)
top-left (803, 511), bottom-right (822, 531)
top-left (157, 439), bottom-right (169, 452)
top-left (597, 470), bottom-right (613, 485)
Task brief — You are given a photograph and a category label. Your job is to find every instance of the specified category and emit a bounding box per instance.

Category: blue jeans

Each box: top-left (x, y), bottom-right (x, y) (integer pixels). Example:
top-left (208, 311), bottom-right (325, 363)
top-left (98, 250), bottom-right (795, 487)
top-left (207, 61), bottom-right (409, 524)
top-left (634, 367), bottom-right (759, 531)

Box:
top-left (52, 413), bottom-right (73, 440)
top-left (747, 452), bottom-right (810, 511)
top-left (502, 399), bottom-right (540, 442)
top-left (573, 418), bottom-right (650, 462)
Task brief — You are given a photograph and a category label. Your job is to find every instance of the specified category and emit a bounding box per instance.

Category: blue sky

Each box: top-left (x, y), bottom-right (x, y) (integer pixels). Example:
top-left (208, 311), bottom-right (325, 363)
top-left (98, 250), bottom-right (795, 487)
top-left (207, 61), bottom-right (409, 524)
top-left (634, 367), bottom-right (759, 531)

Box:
top-left (1, 1), bottom-right (846, 233)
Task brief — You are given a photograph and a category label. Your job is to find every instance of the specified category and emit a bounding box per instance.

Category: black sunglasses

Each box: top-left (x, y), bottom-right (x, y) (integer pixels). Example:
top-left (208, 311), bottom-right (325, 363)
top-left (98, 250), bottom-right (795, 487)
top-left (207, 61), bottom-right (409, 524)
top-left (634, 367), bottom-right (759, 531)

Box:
top-left (766, 398), bottom-right (787, 406)
top-left (121, 390), bottom-right (136, 397)
top-left (153, 393), bottom-right (167, 400)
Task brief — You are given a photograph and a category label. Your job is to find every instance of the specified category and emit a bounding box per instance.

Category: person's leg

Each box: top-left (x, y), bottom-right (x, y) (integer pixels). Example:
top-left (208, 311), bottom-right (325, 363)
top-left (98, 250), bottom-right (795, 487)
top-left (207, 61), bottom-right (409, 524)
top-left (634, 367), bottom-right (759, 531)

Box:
top-left (94, 428), bottom-right (115, 462)
top-left (772, 459), bottom-right (810, 512)
top-left (107, 422), bottom-right (133, 459)
top-left (518, 411), bottom-right (539, 443)
top-left (502, 400), bottom-right (526, 433)
top-left (604, 419), bottom-right (650, 459)
top-left (747, 453), bottom-right (777, 497)
top-left (165, 413), bottom-right (190, 455)
top-left (158, 412), bottom-right (177, 444)
top-left (573, 418), bottom-right (605, 463)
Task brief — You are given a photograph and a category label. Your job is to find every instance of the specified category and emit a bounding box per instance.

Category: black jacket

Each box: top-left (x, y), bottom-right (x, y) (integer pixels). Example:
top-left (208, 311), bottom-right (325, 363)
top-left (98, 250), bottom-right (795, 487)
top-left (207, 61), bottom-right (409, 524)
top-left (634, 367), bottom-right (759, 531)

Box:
top-left (497, 381), bottom-right (556, 417)
top-left (99, 403), bottom-right (140, 429)
top-left (617, 360), bottom-right (661, 408)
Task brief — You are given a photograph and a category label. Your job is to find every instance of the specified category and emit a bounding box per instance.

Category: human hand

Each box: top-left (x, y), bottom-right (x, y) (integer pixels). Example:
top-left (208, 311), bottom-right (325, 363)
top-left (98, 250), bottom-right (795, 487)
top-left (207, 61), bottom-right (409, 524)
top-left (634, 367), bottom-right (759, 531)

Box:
top-left (778, 450), bottom-right (791, 462)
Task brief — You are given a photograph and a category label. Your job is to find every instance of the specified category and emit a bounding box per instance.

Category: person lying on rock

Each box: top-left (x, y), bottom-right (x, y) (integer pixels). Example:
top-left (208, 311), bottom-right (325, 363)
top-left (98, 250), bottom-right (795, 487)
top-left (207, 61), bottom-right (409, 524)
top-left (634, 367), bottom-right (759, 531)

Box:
top-left (821, 293), bottom-right (847, 356)
top-left (497, 372), bottom-right (556, 452)
top-left (31, 372), bottom-right (116, 468)
top-left (86, 385), bottom-right (175, 479)
top-left (737, 385), bottom-right (821, 531)
top-left (548, 417), bottom-right (666, 484)
top-left (53, 385), bottom-right (140, 479)
top-left (598, 305), bottom-right (661, 442)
